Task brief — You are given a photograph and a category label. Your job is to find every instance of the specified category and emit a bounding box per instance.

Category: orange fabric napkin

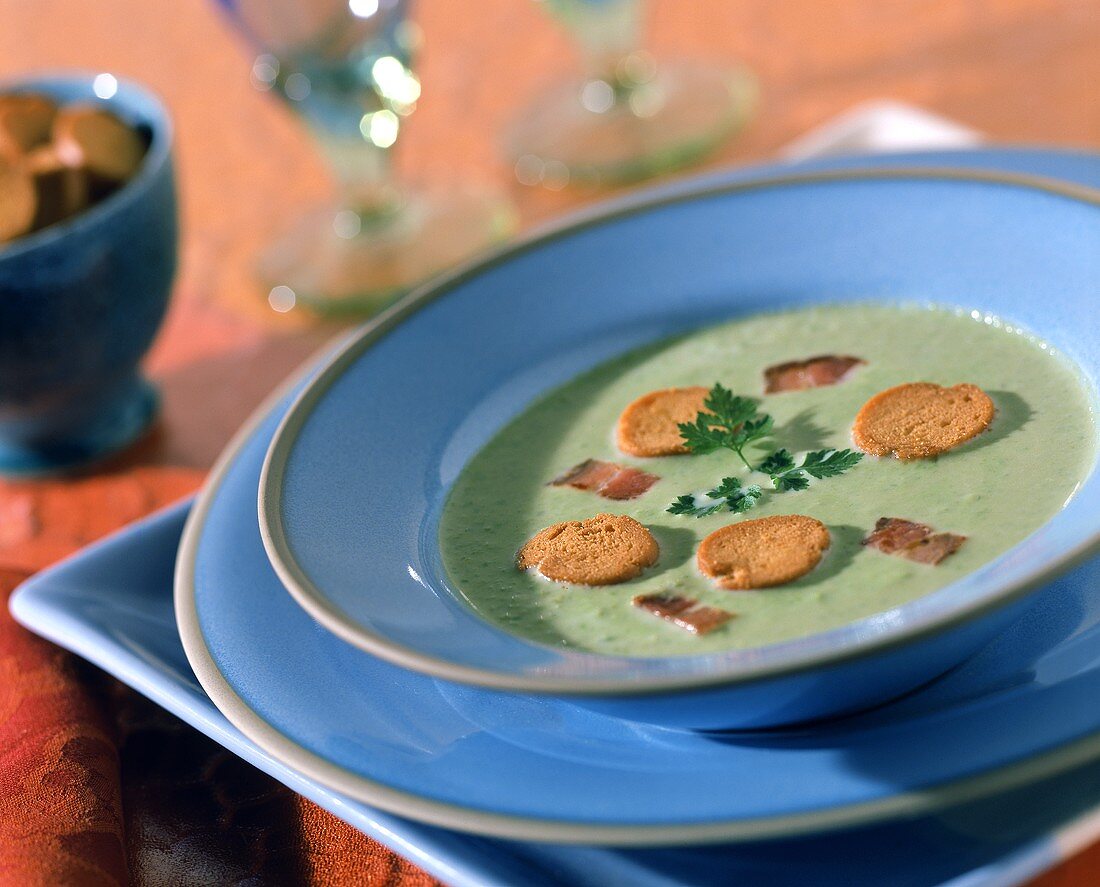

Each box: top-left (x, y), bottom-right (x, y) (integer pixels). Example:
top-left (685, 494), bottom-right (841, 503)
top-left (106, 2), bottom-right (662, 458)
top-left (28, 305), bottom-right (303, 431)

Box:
top-left (0, 566), bottom-right (126, 886)
top-left (0, 472), bottom-right (442, 886)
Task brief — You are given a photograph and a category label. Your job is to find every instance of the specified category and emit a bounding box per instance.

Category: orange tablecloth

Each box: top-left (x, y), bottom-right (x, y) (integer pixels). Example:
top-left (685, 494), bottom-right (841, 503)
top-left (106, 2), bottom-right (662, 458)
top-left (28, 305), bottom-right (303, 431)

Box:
top-left (1, 1), bottom-right (1098, 883)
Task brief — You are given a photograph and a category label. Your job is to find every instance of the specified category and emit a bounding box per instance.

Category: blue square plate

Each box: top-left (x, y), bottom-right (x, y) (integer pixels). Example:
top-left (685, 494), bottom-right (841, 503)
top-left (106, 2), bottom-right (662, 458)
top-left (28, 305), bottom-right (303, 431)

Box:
top-left (13, 498), bottom-right (1100, 887)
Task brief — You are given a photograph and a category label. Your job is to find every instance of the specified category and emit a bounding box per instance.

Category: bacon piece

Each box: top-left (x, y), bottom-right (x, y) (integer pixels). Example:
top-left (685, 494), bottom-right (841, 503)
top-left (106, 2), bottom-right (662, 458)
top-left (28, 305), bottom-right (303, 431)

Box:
top-left (862, 517), bottom-right (933, 554)
top-left (632, 592), bottom-right (734, 635)
top-left (764, 355), bottom-right (865, 393)
top-left (862, 517), bottom-right (967, 565)
top-left (599, 467), bottom-right (660, 500)
top-left (905, 532), bottom-right (968, 565)
top-left (550, 459), bottom-right (659, 501)
top-left (552, 459), bottom-right (618, 489)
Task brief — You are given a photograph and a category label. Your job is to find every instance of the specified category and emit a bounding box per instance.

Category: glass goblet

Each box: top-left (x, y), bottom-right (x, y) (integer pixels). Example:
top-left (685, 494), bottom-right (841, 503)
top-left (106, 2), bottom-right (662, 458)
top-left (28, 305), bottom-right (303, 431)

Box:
top-left (507, 0), bottom-right (756, 188)
top-left (217, 0), bottom-right (515, 316)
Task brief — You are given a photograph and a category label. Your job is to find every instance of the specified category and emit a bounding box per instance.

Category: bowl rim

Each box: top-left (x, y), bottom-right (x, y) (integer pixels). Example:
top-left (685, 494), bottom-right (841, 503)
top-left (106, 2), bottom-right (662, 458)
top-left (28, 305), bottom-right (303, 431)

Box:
top-left (257, 166), bottom-right (1100, 697)
top-left (0, 71), bottom-right (173, 261)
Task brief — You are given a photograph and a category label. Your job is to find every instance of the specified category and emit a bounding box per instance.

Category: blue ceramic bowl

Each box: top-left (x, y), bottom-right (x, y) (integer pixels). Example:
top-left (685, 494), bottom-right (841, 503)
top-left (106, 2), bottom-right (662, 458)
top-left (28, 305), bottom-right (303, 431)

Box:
top-left (0, 74), bottom-right (176, 474)
top-left (259, 166), bottom-right (1100, 730)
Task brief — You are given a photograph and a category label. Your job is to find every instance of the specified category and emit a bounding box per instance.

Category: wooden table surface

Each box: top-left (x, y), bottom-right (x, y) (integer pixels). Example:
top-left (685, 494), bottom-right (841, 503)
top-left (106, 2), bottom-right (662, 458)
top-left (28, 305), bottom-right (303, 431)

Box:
top-left (1, 0), bottom-right (1098, 883)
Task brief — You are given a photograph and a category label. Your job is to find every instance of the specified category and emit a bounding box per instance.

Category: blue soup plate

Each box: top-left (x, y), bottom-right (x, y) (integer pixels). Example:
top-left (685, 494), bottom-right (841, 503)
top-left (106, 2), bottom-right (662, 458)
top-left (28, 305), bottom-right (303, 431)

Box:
top-left (257, 168), bottom-right (1100, 729)
top-left (173, 365), bottom-right (1100, 845)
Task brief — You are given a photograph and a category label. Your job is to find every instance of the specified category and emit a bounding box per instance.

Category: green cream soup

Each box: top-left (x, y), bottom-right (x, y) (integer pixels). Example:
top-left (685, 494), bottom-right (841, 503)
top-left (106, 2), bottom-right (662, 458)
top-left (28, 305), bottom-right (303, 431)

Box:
top-left (439, 304), bottom-right (1096, 656)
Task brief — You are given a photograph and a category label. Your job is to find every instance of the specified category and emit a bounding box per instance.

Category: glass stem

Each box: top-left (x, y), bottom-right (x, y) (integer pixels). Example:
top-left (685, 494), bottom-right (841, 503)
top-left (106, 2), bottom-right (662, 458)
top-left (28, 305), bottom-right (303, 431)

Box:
top-left (309, 125), bottom-right (403, 222)
top-left (548, 0), bottom-right (645, 88)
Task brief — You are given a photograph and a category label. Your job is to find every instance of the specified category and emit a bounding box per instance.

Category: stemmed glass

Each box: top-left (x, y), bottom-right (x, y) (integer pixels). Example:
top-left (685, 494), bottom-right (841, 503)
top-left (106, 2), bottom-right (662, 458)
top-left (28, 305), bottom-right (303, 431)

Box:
top-left (216, 0), bottom-right (514, 316)
top-left (506, 0), bottom-right (756, 188)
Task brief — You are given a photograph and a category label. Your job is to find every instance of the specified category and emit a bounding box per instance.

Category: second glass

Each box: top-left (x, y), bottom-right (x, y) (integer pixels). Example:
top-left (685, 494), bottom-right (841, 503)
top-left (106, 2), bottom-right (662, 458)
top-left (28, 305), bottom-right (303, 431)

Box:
top-left (506, 0), bottom-right (756, 188)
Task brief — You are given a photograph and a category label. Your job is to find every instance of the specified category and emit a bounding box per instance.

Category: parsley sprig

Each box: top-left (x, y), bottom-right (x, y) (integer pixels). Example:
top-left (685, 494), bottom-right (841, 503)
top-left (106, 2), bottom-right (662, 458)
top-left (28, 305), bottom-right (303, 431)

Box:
top-left (760, 447), bottom-right (864, 492)
top-left (667, 477), bottom-right (764, 517)
top-left (666, 383), bottom-right (863, 517)
top-left (676, 384), bottom-right (774, 472)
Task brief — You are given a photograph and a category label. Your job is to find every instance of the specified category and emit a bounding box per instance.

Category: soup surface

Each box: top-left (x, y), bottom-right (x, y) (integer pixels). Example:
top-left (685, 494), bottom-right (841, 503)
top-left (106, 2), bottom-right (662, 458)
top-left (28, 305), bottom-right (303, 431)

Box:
top-left (439, 304), bottom-right (1096, 656)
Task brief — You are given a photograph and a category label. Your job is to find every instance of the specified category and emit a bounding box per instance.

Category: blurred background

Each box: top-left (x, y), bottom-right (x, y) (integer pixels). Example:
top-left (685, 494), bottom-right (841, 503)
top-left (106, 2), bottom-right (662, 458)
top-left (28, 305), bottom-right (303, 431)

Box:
top-left (3, 0), bottom-right (1096, 467)
top-left (5, 2), bottom-right (1096, 315)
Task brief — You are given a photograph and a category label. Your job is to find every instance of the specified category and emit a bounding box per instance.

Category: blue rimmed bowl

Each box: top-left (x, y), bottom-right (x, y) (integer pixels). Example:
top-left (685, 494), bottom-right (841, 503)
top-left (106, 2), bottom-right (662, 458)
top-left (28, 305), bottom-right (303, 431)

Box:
top-left (0, 73), bottom-right (176, 475)
top-left (258, 168), bottom-right (1100, 730)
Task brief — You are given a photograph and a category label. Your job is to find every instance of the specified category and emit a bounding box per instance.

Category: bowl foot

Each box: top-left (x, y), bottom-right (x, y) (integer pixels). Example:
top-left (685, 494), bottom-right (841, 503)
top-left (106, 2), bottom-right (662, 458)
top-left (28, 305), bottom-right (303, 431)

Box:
top-left (0, 376), bottom-right (158, 477)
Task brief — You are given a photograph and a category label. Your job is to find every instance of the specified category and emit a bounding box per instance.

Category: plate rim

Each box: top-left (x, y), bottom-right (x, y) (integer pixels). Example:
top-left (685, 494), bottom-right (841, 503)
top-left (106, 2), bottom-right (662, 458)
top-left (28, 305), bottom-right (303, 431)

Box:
top-left (175, 319), bottom-right (1100, 845)
top-left (255, 166), bottom-right (1100, 697)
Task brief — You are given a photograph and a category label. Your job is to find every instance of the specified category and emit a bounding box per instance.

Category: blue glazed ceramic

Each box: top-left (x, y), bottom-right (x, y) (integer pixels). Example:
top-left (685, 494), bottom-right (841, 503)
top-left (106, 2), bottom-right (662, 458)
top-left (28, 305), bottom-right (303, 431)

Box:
top-left (14, 499), bottom-right (1100, 881)
top-left (0, 74), bottom-right (177, 474)
top-left (258, 166), bottom-right (1100, 730)
top-left (168, 366), bottom-right (1100, 844)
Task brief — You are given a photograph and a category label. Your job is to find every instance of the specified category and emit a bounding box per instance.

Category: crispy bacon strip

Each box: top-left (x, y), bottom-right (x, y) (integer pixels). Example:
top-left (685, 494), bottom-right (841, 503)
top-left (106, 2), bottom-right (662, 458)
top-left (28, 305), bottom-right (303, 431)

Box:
top-left (862, 517), bottom-right (967, 565)
top-left (599, 468), bottom-right (659, 500)
top-left (552, 459), bottom-right (618, 489)
top-left (632, 592), bottom-right (734, 635)
top-left (862, 517), bottom-right (933, 554)
top-left (905, 532), bottom-right (968, 565)
top-left (550, 459), bottom-right (659, 501)
top-left (764, 355), bottom-right (865, 393)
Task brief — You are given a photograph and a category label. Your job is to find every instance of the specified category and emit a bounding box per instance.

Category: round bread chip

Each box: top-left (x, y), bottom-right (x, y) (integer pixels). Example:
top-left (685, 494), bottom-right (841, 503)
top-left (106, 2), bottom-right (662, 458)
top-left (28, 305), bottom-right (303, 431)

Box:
top-left (697, 515), bottom-right (830, 590)
top-left (0, 93), bottom-right (57, 157)
top-left (617, 386), bottom-right (709, 457)
top-left (53, 105), bottom-right (146, 184)
top-left (517, 513), bottom-right (659, 585)
top-left (0, 158), bottom-right (36, 243)
top-left (23, 145), bottom-right (90, 230)
top-left (852, 382), bottom-right (994, 460)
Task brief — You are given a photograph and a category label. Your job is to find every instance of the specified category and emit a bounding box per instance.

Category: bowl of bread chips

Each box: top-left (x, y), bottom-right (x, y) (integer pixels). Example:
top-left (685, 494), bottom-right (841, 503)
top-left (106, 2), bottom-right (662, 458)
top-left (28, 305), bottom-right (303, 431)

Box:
top-left (0, 73), bottom-right (176, 474)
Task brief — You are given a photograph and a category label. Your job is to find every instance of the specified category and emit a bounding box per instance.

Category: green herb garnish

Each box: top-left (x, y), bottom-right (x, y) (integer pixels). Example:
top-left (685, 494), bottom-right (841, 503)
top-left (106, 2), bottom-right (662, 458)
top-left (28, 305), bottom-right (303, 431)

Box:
top-left (675, 384), bottom-right (774, 471)
top-left (763, 447), bottom-right (864, 491)
top-left (666, 477), bottom-right (763, 518)
top-left (709, 476), bottom-right (764, 512)
top-left (667, 384), bottom-right (863, 517)
top-left (667, 495), bottom-right (723, 518)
